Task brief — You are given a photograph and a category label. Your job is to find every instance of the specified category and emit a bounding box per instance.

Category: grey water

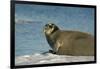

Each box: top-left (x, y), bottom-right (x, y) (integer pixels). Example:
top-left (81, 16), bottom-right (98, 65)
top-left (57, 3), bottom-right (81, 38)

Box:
top-left (15, 22), bottom-right (51, 57)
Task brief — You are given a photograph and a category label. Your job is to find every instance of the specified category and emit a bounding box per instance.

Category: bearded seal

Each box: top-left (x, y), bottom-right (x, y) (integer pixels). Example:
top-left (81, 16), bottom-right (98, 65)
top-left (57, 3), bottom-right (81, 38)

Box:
top-left (43, 23), bottom-right (94, 56)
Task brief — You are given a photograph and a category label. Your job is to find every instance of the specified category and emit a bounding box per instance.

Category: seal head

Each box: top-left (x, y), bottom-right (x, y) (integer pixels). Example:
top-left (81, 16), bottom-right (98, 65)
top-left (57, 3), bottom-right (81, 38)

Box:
top-left (43, 23), bottom-right (59, 35)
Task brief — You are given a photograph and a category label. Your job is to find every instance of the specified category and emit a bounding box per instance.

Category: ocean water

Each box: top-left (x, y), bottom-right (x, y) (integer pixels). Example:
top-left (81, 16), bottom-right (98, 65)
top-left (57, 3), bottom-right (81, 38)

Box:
top-left (15, 22), bottom-right (51, 57)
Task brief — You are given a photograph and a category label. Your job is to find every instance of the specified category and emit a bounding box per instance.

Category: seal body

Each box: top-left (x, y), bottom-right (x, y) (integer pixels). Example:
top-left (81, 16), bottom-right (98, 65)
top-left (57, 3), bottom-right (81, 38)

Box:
top-left (43, 23), bottom-right (94, 56)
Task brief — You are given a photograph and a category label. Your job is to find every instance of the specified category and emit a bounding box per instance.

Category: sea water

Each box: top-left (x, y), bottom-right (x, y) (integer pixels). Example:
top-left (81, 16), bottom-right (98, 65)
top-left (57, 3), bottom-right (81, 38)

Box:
top-left (15, 22), bottom-right (50, 57)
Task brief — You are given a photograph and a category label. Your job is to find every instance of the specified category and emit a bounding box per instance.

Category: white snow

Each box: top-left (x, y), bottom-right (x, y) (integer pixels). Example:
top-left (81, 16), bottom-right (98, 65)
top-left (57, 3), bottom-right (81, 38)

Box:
top-left (15, 53), bottom-right (94, 65)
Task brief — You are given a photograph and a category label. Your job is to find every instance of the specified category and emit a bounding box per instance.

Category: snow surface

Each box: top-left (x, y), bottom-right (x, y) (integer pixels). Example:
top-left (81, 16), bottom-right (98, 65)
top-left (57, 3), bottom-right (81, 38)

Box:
top-left (15, 53), bottom-right (94, 65)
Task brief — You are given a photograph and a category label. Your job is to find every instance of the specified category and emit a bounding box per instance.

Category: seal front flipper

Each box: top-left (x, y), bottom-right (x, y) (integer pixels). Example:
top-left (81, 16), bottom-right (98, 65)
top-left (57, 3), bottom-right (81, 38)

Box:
top-left (49, 50), bottom-right (56, 54)
top-left (42, 51), bottom-right (49, 54)
top-left (42, 50), bottom-right (56, 54)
